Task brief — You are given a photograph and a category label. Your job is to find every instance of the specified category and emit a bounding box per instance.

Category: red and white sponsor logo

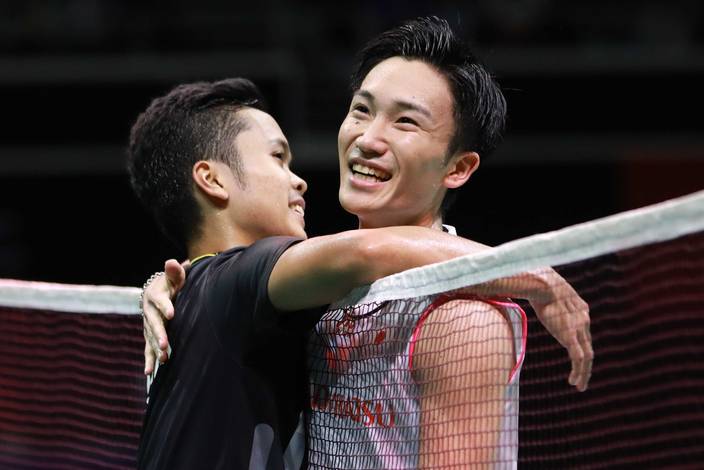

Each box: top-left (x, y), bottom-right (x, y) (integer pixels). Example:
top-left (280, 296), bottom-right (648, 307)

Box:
top-left (310, 383), bottom-right (395, 428)
top-left (323, 316), bottom-right (387, 374)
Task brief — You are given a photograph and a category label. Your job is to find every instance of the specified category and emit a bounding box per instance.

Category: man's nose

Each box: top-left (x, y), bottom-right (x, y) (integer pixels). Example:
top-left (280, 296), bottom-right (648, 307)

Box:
top-left (291, 171), bottom-right (307, 194)
top-left (355, 118), bottom-right (389, 157)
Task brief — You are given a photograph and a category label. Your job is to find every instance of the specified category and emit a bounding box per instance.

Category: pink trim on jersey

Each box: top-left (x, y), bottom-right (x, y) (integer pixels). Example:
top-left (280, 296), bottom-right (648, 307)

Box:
top-left (502, 301), bottom-right (528, 382)
top-left (408, 294), bottom-right (456, 371)
top-left (408, 294), bottom-right (528, 384)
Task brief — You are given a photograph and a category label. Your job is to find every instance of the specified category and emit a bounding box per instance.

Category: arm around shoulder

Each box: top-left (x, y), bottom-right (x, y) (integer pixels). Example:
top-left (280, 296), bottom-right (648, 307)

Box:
top-left (268, 226), bottom-right (489, 312)
top-left (268, 230), bottom-right (375, 311)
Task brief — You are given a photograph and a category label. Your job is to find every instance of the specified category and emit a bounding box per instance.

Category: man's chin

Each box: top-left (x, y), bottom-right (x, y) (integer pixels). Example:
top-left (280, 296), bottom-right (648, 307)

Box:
top-left (339, 188), bottom-right (383, 212)
top-left (290, 224), bottom-right (307, 239)
top-left (339, 201), bottom-right (392, 229)
top-left (338, 195), bottom-right (368, 219)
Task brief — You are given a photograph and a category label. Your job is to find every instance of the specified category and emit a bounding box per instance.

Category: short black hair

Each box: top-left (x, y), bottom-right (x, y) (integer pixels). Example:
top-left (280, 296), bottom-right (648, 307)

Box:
top-left (127, 78), bottom-right (266, 252)
top-left (351, 16), bottom-right (507, 213)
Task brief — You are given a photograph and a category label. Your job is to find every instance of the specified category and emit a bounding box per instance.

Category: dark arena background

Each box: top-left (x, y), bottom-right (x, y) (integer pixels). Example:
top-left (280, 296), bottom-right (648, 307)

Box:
top-left (0, 1), bottom-right (703, 469)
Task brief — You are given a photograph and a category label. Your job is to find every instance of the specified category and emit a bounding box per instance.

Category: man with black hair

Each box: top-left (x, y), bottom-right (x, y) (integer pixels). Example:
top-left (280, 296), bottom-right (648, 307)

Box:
top-left (308, 17), bottom-right (522, 468)
top-left (128, 77), bottom-right (538, 470)
top-left (140, 17), bottom-right (592, 469)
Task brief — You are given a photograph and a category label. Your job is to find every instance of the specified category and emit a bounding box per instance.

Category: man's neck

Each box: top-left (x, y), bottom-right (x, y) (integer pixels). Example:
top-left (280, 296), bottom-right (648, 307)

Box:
top-left (358, 213), bottom-right (444, 231)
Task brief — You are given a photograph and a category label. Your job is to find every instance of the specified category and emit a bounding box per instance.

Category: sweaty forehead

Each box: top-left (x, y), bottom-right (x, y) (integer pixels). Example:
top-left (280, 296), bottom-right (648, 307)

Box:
top-left (358, 57), bottom-right (454, 120)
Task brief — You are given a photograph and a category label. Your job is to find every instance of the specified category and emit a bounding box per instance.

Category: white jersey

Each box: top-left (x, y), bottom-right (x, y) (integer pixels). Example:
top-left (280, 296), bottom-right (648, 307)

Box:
top-left (306, 292), bottom-right (527, 469)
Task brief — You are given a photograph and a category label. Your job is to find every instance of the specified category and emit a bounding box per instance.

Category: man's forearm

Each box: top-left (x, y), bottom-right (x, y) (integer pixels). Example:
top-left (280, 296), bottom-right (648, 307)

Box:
top-left (458, 267), bottom-right (565, 304)
top-left (366, 230), bottom-right (572, 307)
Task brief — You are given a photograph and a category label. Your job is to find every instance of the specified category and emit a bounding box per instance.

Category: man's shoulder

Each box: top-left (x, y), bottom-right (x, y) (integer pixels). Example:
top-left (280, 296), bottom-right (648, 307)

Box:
top-left (216, 236), bottom-right (302, 268)
top-left (413, 298), bottom-right (513, 372)
top-left (423, 298), bottom-right (504, 332)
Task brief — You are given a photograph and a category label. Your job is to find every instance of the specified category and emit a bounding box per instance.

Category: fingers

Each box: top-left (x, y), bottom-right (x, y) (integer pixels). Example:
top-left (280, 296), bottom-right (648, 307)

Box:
top-left (567, 322), bottom-right (593, 392)
top-left (141, 264), bottom-right (181, 375)
top-left (144, 297), bottom-right (170, 352)
top-left (165, 259), bottom-right (187, 295)
top-left (567, 334), bottom-right (585, 390)
top-left (157, 259), bottom-right (186, 322)
top-left (143, 323), bottom-right (160, 375)
top-left (576, 324), bottom-right (593, 391)
top-left (144, 337), bottom-right (155, 375)
top-left (142, 271), bottom-right (174, 344)
top-left (152, 296), bottom-right (175, 323)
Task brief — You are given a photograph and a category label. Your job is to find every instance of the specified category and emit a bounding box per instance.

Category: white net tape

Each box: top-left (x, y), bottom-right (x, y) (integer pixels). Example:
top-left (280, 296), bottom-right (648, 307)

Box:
top-left (1, 189), bottom-right (702, 311)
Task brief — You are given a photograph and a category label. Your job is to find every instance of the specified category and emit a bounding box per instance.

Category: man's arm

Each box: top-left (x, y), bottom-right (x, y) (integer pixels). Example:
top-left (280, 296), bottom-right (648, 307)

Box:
top-left (142, 226), bottom-right (489, 373)
top-left (142, 230), bottom-right (592, 389)
top-left (413, 300), bottom-right (514, 469)
top-left (271, 234), bottom-right (591, 390)
top-left (268, 226), bottom-right (489, 311)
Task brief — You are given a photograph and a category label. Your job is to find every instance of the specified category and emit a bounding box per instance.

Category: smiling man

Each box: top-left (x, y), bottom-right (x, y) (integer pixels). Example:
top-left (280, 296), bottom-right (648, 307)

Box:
top-left (307, 19), bottom-right (526, 469)
top-left (140, 17), bottom-right (592, 470)
top-left (339, 56), bottom-right (470, 230)
top-left (128, 78), bottom-right (541, 470)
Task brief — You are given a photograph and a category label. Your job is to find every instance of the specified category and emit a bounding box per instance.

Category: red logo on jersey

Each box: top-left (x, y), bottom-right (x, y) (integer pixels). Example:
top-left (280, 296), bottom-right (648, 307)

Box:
top-left (336, 318), bottom-right (356, 335)
top-left (322, 326), bottom-right (387, 373)
top-left (310, 384), bottom-right (395, 428)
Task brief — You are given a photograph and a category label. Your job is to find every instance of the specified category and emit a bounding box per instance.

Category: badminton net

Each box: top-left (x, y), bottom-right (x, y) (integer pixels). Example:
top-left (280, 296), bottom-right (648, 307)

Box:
top-left (1, 190), bottom-right (703, 469)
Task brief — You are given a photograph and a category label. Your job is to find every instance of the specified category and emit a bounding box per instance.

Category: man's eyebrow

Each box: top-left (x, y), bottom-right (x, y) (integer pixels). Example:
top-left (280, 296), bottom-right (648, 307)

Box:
top-left (354, 89), bottom-right (375, 103)
top-left (354, 89), bottom-right (432, 119)
top-left (395, 100), bottom-right (432, 119)
top-left (270, 138), bottom-right (293, 162)
top-left (270, 138), bottom-right (290, 153)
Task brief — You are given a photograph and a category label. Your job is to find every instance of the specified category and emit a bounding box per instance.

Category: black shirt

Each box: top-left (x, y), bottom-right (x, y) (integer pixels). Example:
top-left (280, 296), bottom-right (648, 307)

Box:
top-left (137, 236), bottom-right (320, 470)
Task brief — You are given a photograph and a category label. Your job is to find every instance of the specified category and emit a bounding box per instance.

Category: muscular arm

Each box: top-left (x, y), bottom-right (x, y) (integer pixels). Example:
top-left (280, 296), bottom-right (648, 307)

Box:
top-left (269, 226), bottom-right (489, 311)
top-left (413, 300), bottom-right (514, 469)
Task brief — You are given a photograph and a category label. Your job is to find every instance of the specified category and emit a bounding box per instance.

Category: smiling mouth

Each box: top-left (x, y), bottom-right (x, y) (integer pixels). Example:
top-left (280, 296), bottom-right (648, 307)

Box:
top-left (350, 163), bottom-right (391, 182)
top-left (289, 203), bottom-right (305, 216)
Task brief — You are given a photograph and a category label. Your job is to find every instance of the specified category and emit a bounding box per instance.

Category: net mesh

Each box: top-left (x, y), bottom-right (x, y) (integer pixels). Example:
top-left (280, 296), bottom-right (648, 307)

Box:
top-left (519, 229), bottom-right (704, 468)
top-left (0, 284), bottom-right (144, 470)
top-left (307, 294), bottom-right (526, 469)
top-left (1, 190), bottom-right (703, 469)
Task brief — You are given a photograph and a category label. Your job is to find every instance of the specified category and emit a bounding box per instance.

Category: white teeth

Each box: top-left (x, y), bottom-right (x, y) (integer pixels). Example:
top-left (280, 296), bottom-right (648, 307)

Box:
top-left (351, 163), bottom-right (390, 181)
top-left (355, 173), bottom-right (381, 182)
top-left (290, 204), bottom-right (304, 216)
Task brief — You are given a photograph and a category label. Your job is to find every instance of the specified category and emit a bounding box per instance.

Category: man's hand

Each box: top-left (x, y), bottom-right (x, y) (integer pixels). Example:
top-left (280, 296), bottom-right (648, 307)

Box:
top-left (528, 270), bottom-right (593, 392)
top-left (142, 259), bottom-right (188, 375)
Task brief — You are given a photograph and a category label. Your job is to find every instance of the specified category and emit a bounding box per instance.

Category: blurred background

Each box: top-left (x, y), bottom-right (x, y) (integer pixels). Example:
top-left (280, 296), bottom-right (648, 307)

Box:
top-left (0, 0), bottom-right (702, 287)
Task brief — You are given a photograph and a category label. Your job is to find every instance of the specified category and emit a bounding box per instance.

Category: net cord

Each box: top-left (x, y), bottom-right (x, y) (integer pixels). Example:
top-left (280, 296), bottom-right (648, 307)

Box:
top-left (1, 189), bottom-right (702, 313)
top-left (0, 280), bottom-right (141, 314)
top-left (335, 189), bottom-right (704, 307)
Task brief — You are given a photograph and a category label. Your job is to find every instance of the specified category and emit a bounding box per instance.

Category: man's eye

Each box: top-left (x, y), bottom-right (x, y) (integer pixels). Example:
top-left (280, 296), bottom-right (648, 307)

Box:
top-left (272, 153), bottom-right (285, 160)
top-left (352, 104), bottom-right (369, 114)
top-left (397, 117), bottom-right (418, 126)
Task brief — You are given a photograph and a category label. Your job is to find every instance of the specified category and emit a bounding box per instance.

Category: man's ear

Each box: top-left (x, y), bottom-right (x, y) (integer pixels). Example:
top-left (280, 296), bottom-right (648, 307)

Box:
top-left (192, 161), bottom-right (229, 203)
top-left (443, 151), bottom-right (480, 189)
